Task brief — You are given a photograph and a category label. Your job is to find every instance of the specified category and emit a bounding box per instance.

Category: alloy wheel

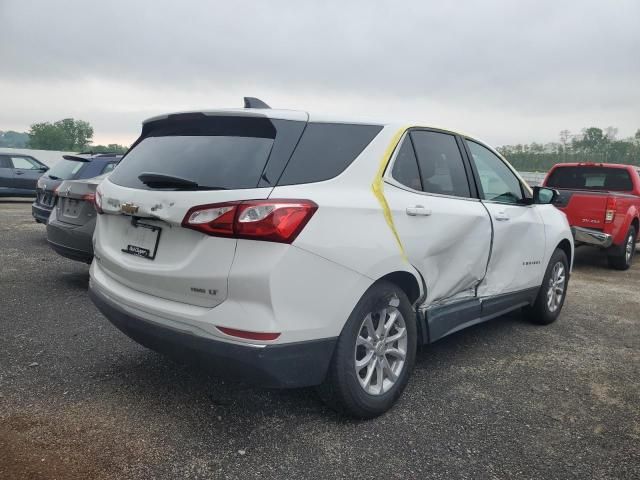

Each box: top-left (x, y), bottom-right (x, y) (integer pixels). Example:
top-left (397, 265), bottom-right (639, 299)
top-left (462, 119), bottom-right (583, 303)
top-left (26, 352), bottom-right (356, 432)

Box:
top-left (354, 300), bottom-right (408, 395)
top-left (547, 262), bottom-right (566, 313)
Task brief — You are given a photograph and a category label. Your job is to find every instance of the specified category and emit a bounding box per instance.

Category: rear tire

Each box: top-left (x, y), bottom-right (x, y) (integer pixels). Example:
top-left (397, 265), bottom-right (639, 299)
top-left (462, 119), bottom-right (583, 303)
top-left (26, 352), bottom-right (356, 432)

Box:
top-left (524, 248), bottom-right (569, 325)
top-left (607, 226), bottom-right (636, 271)
top-left (317, 281), bottom-right (417, 419)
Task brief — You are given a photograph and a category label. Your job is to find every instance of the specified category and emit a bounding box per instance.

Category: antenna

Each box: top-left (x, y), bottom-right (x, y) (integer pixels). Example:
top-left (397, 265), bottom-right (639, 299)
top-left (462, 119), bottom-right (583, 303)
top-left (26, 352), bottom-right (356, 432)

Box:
top-left (243, 97), bottom-right (271, 109)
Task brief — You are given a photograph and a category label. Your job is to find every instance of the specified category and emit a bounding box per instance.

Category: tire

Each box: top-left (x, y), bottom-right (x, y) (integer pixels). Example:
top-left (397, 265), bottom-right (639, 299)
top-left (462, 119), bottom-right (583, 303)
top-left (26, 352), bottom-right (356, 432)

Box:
top-left (607, 226), bottom-right (636, 271)
top-left (523, 248), bottom-right (569, 325)
top-left (317, 281), bottom-right (417, 419)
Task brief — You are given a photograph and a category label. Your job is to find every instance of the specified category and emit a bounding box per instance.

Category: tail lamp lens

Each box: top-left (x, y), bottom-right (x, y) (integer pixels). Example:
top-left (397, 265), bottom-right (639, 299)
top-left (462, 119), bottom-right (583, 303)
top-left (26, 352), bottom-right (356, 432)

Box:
top-left (182, 199), bottom-right (318, 244)
top-left (94, 188), bottom-right (104, 214)
top-left (605, 196), bottom-right (616, 223)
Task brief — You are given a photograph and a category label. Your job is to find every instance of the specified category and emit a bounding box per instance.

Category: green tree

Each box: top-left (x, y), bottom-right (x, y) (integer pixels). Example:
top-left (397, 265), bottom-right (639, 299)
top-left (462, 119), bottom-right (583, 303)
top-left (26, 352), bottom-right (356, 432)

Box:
top-left (27, 118), bottom-right (94, 150)
top-left (572, 127), bottom-right (610, 153)
top-left (88, 144), bottom-right (129, 154)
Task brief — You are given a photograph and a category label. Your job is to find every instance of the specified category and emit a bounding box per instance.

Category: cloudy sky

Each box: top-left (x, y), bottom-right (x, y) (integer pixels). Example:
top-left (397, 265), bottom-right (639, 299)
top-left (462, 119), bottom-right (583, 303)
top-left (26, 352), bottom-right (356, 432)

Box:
top-left (1, 0), bottom-right (638, 147)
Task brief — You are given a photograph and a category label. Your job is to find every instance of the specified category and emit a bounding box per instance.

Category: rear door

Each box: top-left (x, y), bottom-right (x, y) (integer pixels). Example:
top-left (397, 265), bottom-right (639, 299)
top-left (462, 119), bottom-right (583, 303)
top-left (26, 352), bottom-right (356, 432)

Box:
top-left (465, 140), bottom-right (546, 296)
top-left (383, 130), bottom-right (492, 305)
top-left (0, 155), bottom-right (13, 190)
top-left (94, 113), bottom-right (307, 308)
top-left (10, 156), bottom-right (43, 191)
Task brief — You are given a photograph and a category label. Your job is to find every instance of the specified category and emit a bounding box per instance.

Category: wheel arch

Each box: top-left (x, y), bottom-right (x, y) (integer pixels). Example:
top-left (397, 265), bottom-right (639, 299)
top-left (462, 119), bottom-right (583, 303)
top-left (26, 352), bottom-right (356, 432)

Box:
top-left (556, 238), bottom-right (573, 270)
top-left (376, 270), bottom-right (423, 306)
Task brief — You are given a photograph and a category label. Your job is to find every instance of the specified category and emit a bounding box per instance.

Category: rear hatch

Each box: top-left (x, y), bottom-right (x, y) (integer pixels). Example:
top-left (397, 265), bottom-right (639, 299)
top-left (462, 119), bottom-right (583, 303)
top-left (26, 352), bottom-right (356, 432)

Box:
top-left (546, 165), bottom-right (633, 229)
top-left (93, 112), bottom-right (307, 308)
top-left (36, 156), bottom-right (90, 208)
top-left (55, 174), bottom-right (106, 226)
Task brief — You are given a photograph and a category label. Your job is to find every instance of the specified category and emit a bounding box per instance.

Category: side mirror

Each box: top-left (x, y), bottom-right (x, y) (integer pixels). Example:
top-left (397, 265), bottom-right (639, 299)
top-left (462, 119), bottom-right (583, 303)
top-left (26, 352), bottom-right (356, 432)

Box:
top-left (39, 166), bottom-right (49, 172)
top-left (533, 186), bottom-right (558, 205)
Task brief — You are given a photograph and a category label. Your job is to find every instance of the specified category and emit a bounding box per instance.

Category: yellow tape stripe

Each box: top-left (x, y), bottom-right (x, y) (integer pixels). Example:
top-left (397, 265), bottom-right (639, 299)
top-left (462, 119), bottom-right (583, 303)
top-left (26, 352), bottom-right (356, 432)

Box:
top-left (371, 127), bottom-right (409, 262)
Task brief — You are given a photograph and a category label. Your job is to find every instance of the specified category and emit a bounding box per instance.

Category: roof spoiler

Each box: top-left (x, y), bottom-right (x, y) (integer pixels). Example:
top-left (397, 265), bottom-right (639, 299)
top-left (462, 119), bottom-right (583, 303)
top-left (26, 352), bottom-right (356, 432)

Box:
top-left (62, 155), bottom-right (92, 162)
top-left (243, 97), bottom-right (271, 109)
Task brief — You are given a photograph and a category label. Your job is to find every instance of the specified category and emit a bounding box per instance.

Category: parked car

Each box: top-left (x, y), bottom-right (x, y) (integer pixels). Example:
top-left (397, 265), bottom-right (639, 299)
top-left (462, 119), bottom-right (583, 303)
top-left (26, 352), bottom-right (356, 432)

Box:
top-left (543, 162), bottom-right (640, 270)
top-left (46, 173), bottom-right (108, 263)
top-left (32, 153), bottom-right (121, 223)
top-left (88, 99), bottom-right (573, 418)
top-left (0, 153), bottom-right (49, 197)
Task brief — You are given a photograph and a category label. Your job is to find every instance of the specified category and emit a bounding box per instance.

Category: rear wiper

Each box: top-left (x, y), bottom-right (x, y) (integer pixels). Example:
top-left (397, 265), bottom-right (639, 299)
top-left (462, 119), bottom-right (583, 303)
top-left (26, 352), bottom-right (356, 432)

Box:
top-left (137, 172), bottom-right (226, 190)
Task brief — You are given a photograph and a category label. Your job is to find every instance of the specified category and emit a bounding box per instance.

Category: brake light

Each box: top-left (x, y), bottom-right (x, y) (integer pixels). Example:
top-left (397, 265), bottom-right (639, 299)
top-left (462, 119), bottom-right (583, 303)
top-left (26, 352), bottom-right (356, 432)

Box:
top-left (82, 193), bottom-right (96, 202)
top-left (216, 326), bottom-right (280, 341)
top-left (182, 199), bottom-right (318, 243)
top-left (94, 188), bottom-right (104, 214)
top-left (605, 196), bottom-right (616, 223)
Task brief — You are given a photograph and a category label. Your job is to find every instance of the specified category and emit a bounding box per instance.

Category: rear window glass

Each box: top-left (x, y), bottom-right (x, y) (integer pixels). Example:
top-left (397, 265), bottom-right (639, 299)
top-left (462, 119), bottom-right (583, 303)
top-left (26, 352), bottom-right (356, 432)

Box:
top-left (109, 116), bottom-right (292, 190)
top-left (47, 159), bottom-right (85, 180)
top-left (277, 123), bottom-right (383, 185)
top-left (546, 167), bottom-right (633, 191)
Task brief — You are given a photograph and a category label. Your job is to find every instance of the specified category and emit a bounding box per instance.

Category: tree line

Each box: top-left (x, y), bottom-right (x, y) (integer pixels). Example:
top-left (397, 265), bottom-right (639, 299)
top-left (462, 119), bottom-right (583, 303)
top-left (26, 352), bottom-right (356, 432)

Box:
top-left (498, 127), bottom-right (640, 171)
top-left (0, 118), bottom-right (128, 154)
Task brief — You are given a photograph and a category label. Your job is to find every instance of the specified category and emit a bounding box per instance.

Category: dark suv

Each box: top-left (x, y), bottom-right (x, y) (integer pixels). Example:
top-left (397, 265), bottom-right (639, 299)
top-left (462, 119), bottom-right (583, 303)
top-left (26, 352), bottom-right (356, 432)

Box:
top-left (32, 153), bottom-right (122, 223)
top-left (0, 154), bottom-right (49, 197)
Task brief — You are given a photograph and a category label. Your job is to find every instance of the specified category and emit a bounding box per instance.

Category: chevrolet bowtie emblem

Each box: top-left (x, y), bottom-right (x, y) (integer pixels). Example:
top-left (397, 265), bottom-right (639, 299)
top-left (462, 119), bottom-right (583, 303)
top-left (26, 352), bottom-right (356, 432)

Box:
top-left (120, 202), bottom-right (139, 215)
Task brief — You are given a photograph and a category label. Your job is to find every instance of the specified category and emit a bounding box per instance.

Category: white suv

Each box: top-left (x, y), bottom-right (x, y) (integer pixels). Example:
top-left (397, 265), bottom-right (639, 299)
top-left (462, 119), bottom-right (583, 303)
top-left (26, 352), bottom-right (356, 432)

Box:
top-left (89, 99), bottom-right (573, 418)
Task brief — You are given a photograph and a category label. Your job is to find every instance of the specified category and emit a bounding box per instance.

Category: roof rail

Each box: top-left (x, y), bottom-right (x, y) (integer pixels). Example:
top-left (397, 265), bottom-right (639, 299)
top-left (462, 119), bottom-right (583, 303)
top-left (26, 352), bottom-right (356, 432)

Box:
top-left (243, 97), bottom-right (271, 109)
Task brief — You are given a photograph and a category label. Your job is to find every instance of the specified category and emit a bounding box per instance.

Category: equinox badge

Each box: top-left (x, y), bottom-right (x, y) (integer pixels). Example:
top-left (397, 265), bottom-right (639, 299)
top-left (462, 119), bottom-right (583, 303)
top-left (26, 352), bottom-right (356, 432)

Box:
top-left (120, 202), bottom-right (139, 215)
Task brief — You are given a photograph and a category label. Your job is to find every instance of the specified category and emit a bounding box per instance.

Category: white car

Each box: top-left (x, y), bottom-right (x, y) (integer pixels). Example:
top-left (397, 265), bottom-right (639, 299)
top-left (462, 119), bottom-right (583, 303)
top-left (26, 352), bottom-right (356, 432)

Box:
top-left (89, 98), bottom-right (573, 418)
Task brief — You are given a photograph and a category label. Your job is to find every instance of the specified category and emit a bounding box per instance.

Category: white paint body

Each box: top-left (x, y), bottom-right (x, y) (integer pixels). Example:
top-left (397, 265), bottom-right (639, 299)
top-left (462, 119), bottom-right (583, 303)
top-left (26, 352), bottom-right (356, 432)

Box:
top-left (90, 108), bottom-right (573, 349)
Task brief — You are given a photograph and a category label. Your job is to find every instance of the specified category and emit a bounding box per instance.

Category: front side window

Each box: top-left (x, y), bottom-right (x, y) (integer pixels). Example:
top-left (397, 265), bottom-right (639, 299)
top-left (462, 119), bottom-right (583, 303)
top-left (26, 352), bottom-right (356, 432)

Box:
top-left (11, 156), bottom-right (40, 170)
top-left (467, 140), bottom-right (523, 204)
top-left (410, 131), bottom-right (470, 198)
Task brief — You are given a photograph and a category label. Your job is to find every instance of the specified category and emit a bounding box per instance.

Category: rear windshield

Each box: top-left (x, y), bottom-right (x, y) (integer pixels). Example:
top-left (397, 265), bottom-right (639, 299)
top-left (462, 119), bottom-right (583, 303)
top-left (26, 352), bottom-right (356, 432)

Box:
top-left (546, 166), bottom-right (633, 191)
top-left (47, 159), bottom-right (85, 180)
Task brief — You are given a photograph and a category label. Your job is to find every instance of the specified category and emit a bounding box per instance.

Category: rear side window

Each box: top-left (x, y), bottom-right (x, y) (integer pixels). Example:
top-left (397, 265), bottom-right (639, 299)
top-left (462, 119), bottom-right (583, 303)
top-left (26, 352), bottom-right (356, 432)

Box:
top-left (47, 159), bottom-right (84, 180)
top-left (277, 123), bottom-right (382, 185)
top-left (102, 162), bottom-right (116, 174)
top-left (546, 166), bottom-right (633, 191)
top-left (410, 131), bottom-right (470, 198)
top-left (0, 156), bottom-right (11, 168)
top-left (391, 138), bottom-right (422, 191)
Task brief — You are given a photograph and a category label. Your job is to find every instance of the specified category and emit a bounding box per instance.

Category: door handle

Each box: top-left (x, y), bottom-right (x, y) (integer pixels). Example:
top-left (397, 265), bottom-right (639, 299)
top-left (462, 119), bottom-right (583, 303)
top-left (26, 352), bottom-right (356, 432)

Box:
top-left (406, 205), bottom-right (432, 216)
top-left (494, 211), bottom-right (509, 221)
top-left (15, 171), bottom-right (25, 175)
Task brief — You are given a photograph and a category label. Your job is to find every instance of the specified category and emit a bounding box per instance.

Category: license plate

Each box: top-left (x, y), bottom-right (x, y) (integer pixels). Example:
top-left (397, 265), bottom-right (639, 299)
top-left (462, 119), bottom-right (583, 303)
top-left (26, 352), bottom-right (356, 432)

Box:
top-left (63, 198), bottom-right (80, 218)
top-left (122, 222), bottom-right (161, 260)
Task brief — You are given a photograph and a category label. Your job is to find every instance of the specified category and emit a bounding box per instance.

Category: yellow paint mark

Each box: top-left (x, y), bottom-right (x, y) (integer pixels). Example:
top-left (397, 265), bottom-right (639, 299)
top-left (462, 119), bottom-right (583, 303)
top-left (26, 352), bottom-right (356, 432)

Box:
top-left (372, 127), bottom-right (409, 262)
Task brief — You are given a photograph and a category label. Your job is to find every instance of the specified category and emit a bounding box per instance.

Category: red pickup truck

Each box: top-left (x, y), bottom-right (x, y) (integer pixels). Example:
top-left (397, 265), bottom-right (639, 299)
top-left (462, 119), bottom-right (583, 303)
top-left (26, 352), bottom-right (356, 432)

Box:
top-left (542, 163), bottom-right (640, 270)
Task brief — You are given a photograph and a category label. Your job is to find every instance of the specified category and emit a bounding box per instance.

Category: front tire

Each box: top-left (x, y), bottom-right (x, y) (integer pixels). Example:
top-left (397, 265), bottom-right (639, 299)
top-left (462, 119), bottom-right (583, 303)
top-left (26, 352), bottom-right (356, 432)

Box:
top-left (607, 226), bottom-right (636, 271)
top-left (524, 248), bottom-right (569, 325)
top-left (317, 281), bottom-right (417, 419)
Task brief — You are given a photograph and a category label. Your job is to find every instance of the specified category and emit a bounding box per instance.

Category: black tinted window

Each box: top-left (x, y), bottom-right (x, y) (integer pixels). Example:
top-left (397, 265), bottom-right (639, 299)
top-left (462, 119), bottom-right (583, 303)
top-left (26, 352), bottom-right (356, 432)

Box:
top-left (0, 156), bottom-right (11, 168)
top-left (391, 138), bottom-right (422, 191)
top-left (468, 141), bottom-right (523, 203)
top-left (277, 123), bottom-right (382, 185)
top-left (546, 166), bottom-right (633, 191)
top-left (410, 131), bottom-right (470, 197)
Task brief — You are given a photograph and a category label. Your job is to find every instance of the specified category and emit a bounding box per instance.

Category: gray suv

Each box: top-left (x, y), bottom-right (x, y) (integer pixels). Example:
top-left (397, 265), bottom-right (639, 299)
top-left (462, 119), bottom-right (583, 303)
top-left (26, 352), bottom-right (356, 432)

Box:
top-left (0, 154), bottom-right (49, 197)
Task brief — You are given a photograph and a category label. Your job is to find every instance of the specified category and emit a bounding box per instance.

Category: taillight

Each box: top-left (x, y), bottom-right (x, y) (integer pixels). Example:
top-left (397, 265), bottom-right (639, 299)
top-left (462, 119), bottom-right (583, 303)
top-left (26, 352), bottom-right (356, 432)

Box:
top-left (82, 193), bottom-right (96, 202)
top-left (605, 196), bottom-right (616, 223)
top-left (94, 188), bottom-right (104, 214)
top-left (182, 199), bottom-right (318, 244)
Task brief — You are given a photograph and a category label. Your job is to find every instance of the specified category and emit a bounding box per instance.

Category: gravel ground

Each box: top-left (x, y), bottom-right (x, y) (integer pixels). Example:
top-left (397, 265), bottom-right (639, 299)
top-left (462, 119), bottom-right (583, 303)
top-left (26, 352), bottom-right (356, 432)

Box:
top-left (1, 200), bottom-right (638, 480)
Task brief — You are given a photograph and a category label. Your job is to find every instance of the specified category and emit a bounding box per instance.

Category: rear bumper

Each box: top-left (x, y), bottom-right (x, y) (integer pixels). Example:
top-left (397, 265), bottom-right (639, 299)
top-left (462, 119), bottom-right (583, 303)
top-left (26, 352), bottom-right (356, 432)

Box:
top-left (32, 202), bottom-right (53, 223)
top-left (89, 286), bottom-right (337, 388)
top-left (47, 215), bottom-right (95, 263)
top-left (572, 226), bottom-right (613, 248)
